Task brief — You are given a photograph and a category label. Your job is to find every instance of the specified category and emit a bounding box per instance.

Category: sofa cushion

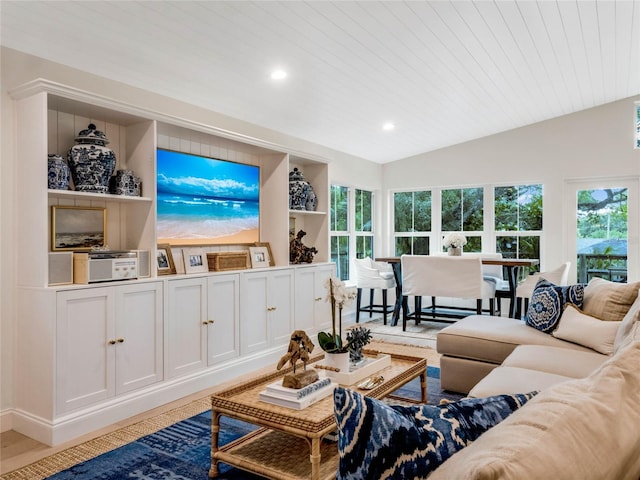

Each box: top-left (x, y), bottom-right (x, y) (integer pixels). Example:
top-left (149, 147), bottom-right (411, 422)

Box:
top-left (501, 344), bottom-right (607, 378)
top-left (333, 387), bottom-right (536, 480)
top-left (614, 289), bottom-right (640, 352)
top-left (430, 339), bottom-right (640, 480)
top-left (552, 304), bottom-right (621, 355)
top-left (582, 277), bottom-right (640, 321)
top-left (468, 366), bottom-right (571, 398)
top-left (525, 279), bottom-right (584, 333)
top-left (437, 315), bottom-right (593, 366)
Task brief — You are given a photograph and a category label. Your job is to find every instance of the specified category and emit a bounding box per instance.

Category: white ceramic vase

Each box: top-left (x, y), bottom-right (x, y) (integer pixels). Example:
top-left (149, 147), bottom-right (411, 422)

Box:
top-left (324, 352), bottom-right (350, 373)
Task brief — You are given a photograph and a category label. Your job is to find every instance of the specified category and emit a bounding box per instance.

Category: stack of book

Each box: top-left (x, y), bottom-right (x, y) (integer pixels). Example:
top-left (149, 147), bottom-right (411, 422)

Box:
top-left (259, 376), bottom-right (336, 410)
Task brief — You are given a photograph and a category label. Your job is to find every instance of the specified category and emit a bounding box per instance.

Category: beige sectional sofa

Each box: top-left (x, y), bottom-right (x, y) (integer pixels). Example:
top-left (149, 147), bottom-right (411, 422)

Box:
top-left (429, 332), bottom-right (640, 479)
top-left (426, 278), bottom-right (640, 478)
top-left (437, 277), bottom-right (640, 396)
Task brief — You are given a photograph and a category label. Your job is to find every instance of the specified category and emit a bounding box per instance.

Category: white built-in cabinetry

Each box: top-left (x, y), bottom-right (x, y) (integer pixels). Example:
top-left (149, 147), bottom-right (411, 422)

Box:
top-left (240, 268), bottom-right (294, 355)
top-left (166, 273), bottom-right (241, 378)
top-left (294, 264), bottom-right (334, 333)
top-left (56, 282), bottom-right (163, 413)
top-left (10, 79), bottom-right (335, 446)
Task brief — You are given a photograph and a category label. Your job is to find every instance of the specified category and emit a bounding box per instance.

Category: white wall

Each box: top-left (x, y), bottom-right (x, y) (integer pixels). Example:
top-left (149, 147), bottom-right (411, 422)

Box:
top-left (381, 98), bottom-right (640, 271)
top-left (0, 47), bottom-right (380, 417)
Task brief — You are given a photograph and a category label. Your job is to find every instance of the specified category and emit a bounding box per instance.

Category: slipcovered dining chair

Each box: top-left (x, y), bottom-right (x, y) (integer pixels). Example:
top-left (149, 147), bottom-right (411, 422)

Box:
top-left (515, 262), bottom-right (571, 318)
top-left (401, 255), bottom-right (497, 331)
top-left (353, 257), bottom-right (397, 324)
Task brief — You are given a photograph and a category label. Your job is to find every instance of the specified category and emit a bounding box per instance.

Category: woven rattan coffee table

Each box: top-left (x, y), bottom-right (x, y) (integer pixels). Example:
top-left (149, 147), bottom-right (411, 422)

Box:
top-left (209, 349), bottom-right (427, 480)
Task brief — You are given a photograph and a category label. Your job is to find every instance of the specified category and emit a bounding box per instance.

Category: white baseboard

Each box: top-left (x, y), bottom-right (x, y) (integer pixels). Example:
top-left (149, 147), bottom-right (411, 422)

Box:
top-left (0, 408), bottom-right (14, 432)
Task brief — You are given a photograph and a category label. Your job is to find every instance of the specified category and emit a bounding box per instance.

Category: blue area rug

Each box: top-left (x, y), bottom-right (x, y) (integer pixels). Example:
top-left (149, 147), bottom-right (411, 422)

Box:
top-left (47, 367), bottom-right (461, 480)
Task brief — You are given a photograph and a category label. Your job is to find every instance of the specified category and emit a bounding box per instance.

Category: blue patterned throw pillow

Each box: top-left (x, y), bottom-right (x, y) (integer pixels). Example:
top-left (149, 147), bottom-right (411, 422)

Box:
top-left (333, 387), bottom-right (537, 480)
top-left (526, 279), bottom-right (585, 333)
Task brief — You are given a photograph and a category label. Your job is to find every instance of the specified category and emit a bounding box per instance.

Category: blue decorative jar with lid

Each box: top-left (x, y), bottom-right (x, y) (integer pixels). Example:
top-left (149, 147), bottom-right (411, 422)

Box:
top-left (47, 154), bottom-right (71, 190)
top-left (289, 167), bottom-right (317, 211)
top-left (67, 123), bottom-right (116, 193)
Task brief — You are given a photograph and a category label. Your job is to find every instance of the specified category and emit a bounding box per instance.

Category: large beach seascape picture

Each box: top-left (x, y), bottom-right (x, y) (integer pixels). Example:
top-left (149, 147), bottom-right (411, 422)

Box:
top-left (156, 149), bottom-right (260, 245)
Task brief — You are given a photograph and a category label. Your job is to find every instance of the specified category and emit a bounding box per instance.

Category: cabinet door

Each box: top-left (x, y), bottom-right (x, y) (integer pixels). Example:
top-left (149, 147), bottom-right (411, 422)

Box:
top-left (294, 265), bottom-right (334, 334)
top-left (240, 272), bottom-right (270, 355)
top-left (207, 274), bottom-right (240, 364)
top-left (167, 277), bottom-right (207, 378)
top-left (115, 282), bottom-right (163, 394)
top-left (56, 288), bottom-right (115, 413)
top-left (293, 267), bottom-right (317, 332)
top-left (267, 269), bottom-right (294, 348)
top-left (313, 265), bottom-right (335, 331)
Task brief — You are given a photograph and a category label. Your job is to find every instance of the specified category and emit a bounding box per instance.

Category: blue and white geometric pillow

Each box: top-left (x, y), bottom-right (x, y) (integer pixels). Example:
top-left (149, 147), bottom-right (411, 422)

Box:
top-left (333, 387), bottom-right (537, 480)
top-left (525, 279), bottom-right (585, 333)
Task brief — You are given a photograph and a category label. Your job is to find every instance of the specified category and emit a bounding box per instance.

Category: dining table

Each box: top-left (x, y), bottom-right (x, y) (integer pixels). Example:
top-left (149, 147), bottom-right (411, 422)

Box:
top-left (375, 256), bottom-right (540, 325)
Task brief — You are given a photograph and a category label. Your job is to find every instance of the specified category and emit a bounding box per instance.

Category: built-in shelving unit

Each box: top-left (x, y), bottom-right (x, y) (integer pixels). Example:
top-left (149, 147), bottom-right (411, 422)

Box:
top-left (9, 79), bottom-right (334, 447)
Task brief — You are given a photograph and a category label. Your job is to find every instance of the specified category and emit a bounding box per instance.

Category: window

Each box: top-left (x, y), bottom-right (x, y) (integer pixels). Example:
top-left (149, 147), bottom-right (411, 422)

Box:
top-left (330, 185), bottom-right (375, 280)
top-left (441, 187), bottom-right (483, 252)
top-left (495, 184), bottom-right (542, 270)
top-left (330, 185), bottom-right (349, 280)
top-left (355, 189), bottom-right (373, 259)
top-left (393, 190), bottom-right (431, 255)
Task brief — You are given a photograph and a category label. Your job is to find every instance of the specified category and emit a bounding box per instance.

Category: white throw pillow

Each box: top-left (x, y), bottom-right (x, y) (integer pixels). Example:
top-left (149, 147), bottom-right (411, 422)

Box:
top-left (552, 305), bottom-right (621, 355)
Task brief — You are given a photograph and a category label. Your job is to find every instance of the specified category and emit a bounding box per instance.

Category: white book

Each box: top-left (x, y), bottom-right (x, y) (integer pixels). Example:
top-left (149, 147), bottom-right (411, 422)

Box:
top-left (265, 377), bottom-right (332, 399)
top-left (259, 381), bottom-right (336, 410)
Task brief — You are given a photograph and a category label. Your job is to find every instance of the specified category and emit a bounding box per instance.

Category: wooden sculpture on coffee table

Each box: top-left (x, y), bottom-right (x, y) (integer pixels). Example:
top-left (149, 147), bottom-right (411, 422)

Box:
top-left (277, 330), bottom-right (320, 388)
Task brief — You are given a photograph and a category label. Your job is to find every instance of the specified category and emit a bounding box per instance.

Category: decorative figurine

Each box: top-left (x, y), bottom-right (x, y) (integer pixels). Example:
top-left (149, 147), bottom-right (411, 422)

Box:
top-left (277, 330), bottom-right (319, 389)
top-left (289, 230), bottom-right (318, 264)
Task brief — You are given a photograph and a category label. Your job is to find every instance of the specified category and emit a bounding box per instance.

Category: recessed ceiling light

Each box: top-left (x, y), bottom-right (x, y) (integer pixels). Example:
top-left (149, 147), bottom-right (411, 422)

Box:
top-left (271, 69), bottom-right (287, 80)
top-left (383, 122), bottom-right (395, 131)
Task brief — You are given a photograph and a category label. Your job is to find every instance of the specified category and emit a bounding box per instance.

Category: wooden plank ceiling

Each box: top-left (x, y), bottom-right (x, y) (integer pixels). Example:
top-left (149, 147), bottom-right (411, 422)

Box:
top-left (1, 1), bottom-right (639, 163)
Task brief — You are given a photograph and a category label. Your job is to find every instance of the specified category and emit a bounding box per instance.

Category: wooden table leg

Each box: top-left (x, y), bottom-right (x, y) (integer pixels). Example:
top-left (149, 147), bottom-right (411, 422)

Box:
top-left (310, 437), bottom-right (321, 480)
top-left (420, 371), bottom-right (427, 403)
top-left (208, 412), bottom-right (221, 478)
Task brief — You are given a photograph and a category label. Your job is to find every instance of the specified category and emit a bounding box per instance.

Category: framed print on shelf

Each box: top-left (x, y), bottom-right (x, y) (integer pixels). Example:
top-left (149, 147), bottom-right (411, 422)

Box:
top-left (156, 244), bottom-right (176, 276)
top-left (51, 206), bottom-right (106, 252)
top-left (253, 242), bottom-right (275, 266)
top-left (249, 246), bottom-right (270, 268)
top-left (182, 249), bottom-right (208, 274)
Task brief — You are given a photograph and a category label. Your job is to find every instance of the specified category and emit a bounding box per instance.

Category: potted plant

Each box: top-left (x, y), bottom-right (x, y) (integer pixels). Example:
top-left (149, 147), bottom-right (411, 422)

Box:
top-left (317, 277), bottom-right (371, 370)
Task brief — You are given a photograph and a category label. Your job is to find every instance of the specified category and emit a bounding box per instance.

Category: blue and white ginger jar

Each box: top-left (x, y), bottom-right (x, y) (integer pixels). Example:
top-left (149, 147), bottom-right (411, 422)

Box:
top-left (289, 167), bottom-right (317, 211)
top-left (68, 123), bottom-right (116, 194)
top-left (47, 154), bottom-right (71, 190)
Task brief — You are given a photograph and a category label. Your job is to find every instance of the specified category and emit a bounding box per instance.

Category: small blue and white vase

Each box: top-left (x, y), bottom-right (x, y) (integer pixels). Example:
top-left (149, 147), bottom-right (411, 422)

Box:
top-left (68, 124), bottom-right (116, 194)
top-left (47, 154), bottom-right (71, 190)
top-left (110, 169), bottom-right (141, 196)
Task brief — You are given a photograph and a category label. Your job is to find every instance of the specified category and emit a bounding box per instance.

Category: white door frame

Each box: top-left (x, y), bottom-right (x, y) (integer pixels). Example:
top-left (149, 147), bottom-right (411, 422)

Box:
top-left (564, 176), bottom-right (639, 284)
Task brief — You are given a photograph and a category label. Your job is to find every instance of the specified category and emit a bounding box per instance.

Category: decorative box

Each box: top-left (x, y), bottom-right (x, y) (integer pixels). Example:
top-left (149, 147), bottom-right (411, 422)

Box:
top-left (207, 252), bottom-right (249, 271)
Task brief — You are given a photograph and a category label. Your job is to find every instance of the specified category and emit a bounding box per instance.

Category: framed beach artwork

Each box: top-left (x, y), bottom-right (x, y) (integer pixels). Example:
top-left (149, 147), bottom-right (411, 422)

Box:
top-left (51, 206), bottom-right (106, 251)
top-left (156, 149), bottom-right (260, 246)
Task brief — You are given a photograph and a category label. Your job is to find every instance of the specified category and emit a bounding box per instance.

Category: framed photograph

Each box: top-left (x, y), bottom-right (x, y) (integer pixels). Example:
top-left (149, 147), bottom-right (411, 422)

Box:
top-left (253, 242), bottom-right (275, 266)
top-left (156, 244), bottom-right (176, 275)
top-left (51, 206), bottom-right (106, 252)
top-left (182, 248), bottom-right (209, 274)
top-left (249, 246), bottom-right (270, 268)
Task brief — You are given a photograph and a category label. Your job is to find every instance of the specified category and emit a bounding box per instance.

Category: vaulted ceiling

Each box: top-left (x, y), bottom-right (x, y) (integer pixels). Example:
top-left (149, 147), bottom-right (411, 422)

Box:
top-left (2, 1), bottom-right (639, 163)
